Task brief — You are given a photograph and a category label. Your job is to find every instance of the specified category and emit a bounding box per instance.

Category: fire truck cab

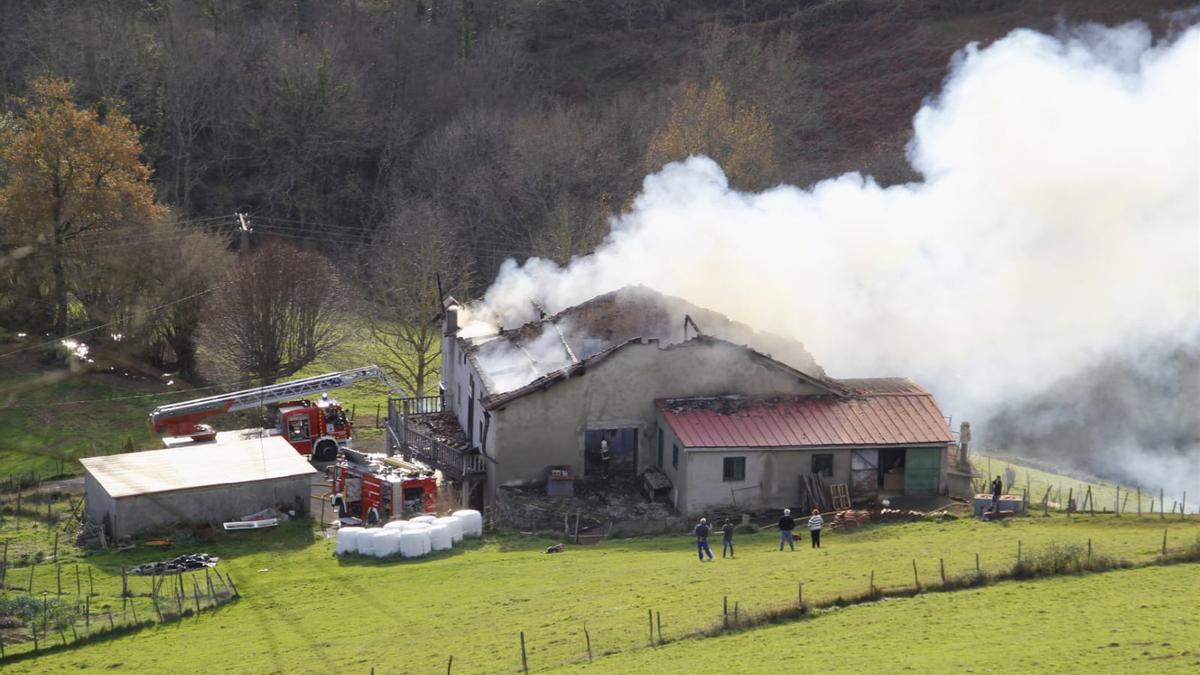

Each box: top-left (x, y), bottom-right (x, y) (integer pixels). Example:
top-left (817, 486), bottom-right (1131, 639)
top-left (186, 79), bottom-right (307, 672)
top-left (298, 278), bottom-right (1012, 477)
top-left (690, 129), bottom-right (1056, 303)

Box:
top-left (332, 450), bottom-right (438, 523)
top-left (277, 394), bottom-right (351, 461)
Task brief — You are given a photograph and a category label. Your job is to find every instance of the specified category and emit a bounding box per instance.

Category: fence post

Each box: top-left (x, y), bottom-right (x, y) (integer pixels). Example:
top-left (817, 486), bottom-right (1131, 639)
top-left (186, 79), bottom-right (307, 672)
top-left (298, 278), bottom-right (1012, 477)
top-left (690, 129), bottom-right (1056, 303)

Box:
top-left (1017, 540), bottom-right (1022, 564)
top-left (798, 583), bottom-right (803, 606)
top-left (584, 623), bottom-right (592, 662)
top-left (519, 631), bottom-right (528, 673)
top-left (1087, 538), bottom-right (1092, 563)
top-left (939, 558), bottom-right (946, 585)
top-left (1162, 528), bottom-right (1168, 556)
top-left (656, 610), bottom-right (662, 644)
top-left (647, 608), bottom-right (653, 645)
top-left (1182, 492), bottom-right (1187, 521)
top-left (975, 552), bottom-right (980, 573)
top-left (869, 570), bottom-right (875, 594)
top-left (912, 560), bottom-right (920, 589)
top-left (1160, 488), bottom-right (1165, 519)
top-left (723, 595), bottom-right (728, 627)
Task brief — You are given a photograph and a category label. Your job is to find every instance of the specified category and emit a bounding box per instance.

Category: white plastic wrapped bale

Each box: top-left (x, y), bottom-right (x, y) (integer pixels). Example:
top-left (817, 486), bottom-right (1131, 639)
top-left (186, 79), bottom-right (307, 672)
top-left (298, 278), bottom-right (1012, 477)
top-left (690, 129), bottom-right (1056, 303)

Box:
top-left (383, 520), bottom-right (409, 530)
top-left (435, 516), bottom-right (463, 543)
top-left (452, 509), bottom-right (483, 538)
top-left (409, 514), bottom-right (437, 525)
top-left (428, 523), bottom-right (453, 551)
top-left (374, 529), bottom-right (403, 558)
top-left (398, 527), bottom-right (431, 558)
top-left (369, 529), bottom-right (397, 558)
top-left (336, 527), bottom-right (364, 555)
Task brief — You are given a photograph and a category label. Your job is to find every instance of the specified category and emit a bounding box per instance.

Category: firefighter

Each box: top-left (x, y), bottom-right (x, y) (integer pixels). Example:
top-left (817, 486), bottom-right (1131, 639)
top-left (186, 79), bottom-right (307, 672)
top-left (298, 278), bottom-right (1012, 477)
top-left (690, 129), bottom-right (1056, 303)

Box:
top-left (600, 439), bottom-right (611, 479)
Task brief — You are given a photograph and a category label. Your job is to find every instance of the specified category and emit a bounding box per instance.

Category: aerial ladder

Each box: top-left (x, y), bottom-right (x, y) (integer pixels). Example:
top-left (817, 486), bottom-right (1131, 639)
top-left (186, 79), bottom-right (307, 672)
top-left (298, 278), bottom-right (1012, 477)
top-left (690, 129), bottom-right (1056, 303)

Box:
top-left (148, 366), bottom-right (389, 461)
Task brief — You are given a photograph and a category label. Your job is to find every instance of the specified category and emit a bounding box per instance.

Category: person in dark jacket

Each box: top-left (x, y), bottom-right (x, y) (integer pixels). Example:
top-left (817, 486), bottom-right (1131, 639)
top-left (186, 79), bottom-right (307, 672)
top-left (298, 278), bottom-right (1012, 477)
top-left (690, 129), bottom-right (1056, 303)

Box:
top-left (721, 520), bottom-right (735, 558)
top-left (778, 509), bottom-right (796, 551)
top-left (990, 476), bottom-right (1003, 512)
top-left (694, 518), bottom-right (714, 561)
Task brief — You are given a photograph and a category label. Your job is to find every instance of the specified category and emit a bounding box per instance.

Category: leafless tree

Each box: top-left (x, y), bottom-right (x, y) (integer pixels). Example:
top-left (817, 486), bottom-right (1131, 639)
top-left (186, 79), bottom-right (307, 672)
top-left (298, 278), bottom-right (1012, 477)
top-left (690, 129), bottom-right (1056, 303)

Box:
top-left (365, 201), bottom-right (473, 397)
top-left (198, 242), bottom-right (349, 385)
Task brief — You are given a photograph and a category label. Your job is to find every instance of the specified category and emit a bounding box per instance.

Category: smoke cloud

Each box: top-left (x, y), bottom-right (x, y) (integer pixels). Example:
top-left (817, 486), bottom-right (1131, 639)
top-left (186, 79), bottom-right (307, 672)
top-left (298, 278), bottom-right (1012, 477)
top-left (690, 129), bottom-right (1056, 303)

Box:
top-left (461, 22), bottom-right (1200, 497)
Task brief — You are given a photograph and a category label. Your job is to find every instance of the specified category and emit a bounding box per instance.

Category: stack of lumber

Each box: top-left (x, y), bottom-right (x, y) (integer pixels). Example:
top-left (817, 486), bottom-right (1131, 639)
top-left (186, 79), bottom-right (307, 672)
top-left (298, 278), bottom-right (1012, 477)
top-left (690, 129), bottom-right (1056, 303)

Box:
top-left (831, 510), bottom-right (871, 529)
top-left (799, 473), bottom-right (832, 513)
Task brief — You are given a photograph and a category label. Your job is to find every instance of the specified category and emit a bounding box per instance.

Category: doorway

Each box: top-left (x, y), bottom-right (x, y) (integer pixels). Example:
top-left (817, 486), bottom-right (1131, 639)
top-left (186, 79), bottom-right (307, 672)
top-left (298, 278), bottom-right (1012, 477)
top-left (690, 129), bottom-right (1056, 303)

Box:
top-left (584, 428), bottom-right (638, 478)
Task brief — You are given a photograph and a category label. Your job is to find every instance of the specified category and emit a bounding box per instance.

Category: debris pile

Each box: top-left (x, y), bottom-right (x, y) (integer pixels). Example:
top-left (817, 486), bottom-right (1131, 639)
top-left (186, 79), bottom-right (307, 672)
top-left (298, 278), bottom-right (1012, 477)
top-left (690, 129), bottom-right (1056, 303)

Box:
top-left (130, 553), bottom-right (219, 575)
top-left (831, 510), bottom-right (871, 529)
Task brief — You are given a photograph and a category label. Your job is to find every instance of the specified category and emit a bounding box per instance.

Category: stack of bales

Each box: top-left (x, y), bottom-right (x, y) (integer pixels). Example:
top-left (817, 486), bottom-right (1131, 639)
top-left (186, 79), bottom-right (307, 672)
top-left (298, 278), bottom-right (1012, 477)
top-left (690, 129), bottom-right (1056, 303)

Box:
top-left (337, 509), bottom-right (482, 559)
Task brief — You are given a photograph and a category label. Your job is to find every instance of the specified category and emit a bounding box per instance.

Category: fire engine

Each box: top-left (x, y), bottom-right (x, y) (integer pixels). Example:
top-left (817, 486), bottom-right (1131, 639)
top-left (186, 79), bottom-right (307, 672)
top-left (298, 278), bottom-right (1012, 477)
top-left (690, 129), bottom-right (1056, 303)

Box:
top-left (332, 448), bottom-right (439, 523)
top-left (148, 366), bottom-right (387, 461)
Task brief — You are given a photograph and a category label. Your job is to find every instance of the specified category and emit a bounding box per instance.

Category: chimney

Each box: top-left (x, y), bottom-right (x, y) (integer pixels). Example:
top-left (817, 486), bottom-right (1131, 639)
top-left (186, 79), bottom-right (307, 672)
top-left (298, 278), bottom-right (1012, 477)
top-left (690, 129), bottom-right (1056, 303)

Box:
top-left (443, 296), bottom-right (460, 336)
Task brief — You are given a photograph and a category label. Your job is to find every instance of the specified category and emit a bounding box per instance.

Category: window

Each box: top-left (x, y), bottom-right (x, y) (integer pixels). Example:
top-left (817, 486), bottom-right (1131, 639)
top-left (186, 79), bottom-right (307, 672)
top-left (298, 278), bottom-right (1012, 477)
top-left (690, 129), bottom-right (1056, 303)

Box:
top-left (657, 429), bottom-right (664, 467)
top-left (723, 456), bottom-right (746, 482)
top-left (672, 444), bottom-right (679, 469)
top-left (287, 418), bottom-right (310, 442)
top-left (812, 453), bottom-right (834, 478)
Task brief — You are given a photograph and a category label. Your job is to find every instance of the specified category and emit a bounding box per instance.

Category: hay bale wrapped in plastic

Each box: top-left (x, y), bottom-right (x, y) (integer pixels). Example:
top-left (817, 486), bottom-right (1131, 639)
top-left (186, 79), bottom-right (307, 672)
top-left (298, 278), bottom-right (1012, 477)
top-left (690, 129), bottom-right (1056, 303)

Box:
top-left (374, 529), bottom-right (403, 557)
top-left (428, 523), bottom-right (453, 551)
top-left (369, 529), bottom-right (397, 558)
top-left (398, 526), bottom-right (431, 558)
top-left (383, 520), bottom-right (409, 530)
top-left (409, 514), bottom-right (437, 525)
top-left (434, 516), bottom-right (463, 543)
top-left (452, 509), bottom-right (483, 538)
top-left (335, 527), bottom-right (364, 555)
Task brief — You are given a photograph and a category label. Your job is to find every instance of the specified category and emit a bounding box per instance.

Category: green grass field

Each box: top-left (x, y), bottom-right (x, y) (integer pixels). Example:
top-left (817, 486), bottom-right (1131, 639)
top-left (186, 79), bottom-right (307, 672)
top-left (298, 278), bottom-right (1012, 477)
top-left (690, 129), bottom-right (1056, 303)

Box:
top-left (556, 564), bottom-right (1200, 673)
top-left (5, 514), bottom-right (1197, 672)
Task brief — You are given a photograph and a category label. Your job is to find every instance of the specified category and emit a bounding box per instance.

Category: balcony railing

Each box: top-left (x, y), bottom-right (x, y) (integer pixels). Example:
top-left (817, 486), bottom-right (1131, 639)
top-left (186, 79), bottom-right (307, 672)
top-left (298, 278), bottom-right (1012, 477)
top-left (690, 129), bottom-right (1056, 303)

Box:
top-left (386, 396), bottom-right (486, 481)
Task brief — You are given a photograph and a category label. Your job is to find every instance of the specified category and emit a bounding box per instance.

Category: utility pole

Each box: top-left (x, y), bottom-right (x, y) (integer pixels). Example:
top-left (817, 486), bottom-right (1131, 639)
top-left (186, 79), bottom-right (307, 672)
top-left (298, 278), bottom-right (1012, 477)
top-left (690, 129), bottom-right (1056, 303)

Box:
top-left (237, 213), bottom-right (252, 255)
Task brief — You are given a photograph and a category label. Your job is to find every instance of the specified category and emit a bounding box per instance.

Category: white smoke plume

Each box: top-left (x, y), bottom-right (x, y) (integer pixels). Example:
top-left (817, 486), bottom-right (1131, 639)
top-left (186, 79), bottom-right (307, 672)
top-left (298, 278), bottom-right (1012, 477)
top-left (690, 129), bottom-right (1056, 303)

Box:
top-left (461, 22), bottom-right (1200, 497)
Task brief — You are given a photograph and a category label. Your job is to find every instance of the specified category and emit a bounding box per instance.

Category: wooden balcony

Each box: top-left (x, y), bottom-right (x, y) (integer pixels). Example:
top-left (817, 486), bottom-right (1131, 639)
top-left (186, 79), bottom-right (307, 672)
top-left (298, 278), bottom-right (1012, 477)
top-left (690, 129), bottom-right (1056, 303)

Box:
top-left (386, 396), bottom-right (487, 482)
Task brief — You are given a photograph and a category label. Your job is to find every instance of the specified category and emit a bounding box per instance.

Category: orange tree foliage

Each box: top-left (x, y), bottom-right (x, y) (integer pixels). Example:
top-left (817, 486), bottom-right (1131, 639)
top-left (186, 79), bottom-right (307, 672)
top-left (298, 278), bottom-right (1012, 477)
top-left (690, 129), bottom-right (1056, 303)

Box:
top-left (0, 76), bottom-right (164, 335)
top-left (644, 80), bottom-right (777, 191)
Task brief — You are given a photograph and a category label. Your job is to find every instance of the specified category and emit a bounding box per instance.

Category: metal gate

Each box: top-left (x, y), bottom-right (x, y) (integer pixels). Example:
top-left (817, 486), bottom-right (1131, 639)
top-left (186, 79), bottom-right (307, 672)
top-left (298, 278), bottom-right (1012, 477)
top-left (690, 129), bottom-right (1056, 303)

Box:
top-left (904, 447), bottom-right (941, 495)
top-left (850, 449), bottom-right (878, 498)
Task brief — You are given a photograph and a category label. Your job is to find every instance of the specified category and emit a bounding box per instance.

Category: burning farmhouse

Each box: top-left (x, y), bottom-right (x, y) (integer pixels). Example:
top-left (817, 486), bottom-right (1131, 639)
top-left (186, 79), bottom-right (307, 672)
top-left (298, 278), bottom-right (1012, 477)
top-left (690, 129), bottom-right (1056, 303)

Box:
top-left (389, 286), bottom-right (958, 515)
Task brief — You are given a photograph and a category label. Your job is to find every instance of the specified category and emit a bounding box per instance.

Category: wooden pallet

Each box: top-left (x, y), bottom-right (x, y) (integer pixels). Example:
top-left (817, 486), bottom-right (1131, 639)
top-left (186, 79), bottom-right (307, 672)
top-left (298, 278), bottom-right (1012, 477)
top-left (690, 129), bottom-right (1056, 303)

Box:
top-left (830, 483), bottom-right (851, 511)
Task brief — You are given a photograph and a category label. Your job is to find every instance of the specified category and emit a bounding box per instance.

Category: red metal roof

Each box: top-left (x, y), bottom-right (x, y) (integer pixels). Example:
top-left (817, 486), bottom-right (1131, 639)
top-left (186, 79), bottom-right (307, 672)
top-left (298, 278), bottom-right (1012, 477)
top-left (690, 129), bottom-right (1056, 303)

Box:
top-left (658, 381), bottom-right (954, 449)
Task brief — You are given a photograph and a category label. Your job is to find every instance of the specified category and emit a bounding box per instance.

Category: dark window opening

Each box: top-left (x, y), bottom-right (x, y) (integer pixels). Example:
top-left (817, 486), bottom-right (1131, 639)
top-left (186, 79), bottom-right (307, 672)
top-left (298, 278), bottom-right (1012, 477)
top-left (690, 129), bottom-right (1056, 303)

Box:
top-left (812, 453), bottom-right (834, 478)
top-left (657, 429), bottom-right (664, 467)
top-left (672, 444), bottom-right (679, 469)
top-left (723, 456), bottom-right (746, 482)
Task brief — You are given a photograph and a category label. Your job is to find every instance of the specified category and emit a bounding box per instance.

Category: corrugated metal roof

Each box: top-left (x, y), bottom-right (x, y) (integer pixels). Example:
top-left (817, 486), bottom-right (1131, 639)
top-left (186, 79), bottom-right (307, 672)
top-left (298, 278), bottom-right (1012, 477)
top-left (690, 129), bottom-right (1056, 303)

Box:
top-left (80, 436), bottom-right (317, 499)
top-left (658, 381), bottom-right (954, 449)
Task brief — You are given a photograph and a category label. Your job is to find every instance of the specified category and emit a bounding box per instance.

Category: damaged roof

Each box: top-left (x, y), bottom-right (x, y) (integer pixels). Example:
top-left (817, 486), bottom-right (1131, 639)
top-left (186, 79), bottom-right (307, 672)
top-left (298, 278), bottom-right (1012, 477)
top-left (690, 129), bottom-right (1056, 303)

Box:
top-left (657, 378), bottom-right (954, 449)
top-left (460, 285), bottom-right (827, 398)
top-left (482, 335), bottom-right (846, 411)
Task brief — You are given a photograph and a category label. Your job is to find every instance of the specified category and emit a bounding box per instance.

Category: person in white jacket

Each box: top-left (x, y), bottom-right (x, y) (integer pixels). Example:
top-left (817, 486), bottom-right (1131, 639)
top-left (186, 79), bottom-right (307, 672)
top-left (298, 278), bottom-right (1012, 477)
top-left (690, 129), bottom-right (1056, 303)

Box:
top-left (807, 509), bottom-right (824, 549)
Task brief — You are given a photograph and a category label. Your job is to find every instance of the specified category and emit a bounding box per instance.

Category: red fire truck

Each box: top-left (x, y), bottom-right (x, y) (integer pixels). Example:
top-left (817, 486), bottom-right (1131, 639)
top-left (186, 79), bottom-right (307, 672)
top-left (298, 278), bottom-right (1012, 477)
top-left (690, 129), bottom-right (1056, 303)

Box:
top-left (148, 366), bottom-right (387, 461)
top-left (331, 449), bottom-right (439, 523)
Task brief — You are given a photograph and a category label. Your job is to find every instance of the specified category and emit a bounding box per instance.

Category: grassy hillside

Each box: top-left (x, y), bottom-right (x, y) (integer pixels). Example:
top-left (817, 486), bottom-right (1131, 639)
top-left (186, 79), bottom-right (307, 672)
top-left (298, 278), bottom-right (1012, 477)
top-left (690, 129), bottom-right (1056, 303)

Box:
top-left (556, 563), bottom-right (1200, 673)
top-left (973, 452), bottom-right (1173, 513)
top-left (7, 514), bottom-right (1197, 671)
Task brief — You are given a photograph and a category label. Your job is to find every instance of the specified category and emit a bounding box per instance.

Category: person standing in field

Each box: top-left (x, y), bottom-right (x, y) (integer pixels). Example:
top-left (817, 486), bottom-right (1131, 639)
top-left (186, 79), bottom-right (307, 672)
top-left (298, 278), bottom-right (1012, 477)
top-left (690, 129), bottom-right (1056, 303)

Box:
top-left (808, 509), bottom-right (824, 549)
top-left (721, 519), bottom-right (735, 558)
top-left (694, 517), bottom-right (714, 562)
top-left (778, 509), bottom-right (796, 551)
top-left (991, 475), bottom-right (1003, 512)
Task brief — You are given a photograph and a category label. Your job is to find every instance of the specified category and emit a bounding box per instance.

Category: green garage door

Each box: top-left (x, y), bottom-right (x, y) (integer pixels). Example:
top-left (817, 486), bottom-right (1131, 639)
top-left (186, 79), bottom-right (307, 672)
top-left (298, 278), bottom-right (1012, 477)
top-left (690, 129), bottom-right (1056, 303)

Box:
top-left (904, 448), bottom-right (941, 495)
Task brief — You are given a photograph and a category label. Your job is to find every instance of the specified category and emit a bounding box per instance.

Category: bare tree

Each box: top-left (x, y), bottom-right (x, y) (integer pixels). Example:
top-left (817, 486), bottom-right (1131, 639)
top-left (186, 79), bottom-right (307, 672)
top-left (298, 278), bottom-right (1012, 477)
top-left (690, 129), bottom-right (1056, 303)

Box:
top-left (365, 201), bottom-right (473, 397)
top-left (199, 242), bottom-right (349, 385)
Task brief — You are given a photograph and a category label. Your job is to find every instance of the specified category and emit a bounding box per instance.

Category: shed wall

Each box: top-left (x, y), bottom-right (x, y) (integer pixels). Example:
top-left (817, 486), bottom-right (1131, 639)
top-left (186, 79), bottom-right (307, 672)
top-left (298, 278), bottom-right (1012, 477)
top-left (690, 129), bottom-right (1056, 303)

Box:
top-left (108, 475), bottom-right (312, 539)
top-left (679, 447), bottom-right (853, 514)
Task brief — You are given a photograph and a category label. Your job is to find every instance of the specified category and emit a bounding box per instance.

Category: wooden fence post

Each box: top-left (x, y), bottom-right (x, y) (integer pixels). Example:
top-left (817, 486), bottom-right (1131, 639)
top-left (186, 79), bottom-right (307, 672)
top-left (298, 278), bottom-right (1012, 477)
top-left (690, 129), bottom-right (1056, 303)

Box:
top-left (28, 562), bottom-right (35, 593)
top-left (584, 623), bottom-right (592, 662)
top-left (1160, 488), bottom-right (1165, 519)
top-left (647, 609), bottom-right (653, 645)
top-left (1181, 492), bottom-right (1187, 521)
top-left (912, 560), bottom-right (920, 589)
top-left (975, 552), bottom-right (980, 573)
top-left (1087, 539), bottom-right (1092, 563)
top-left (519, 631), bottom-right (528, 673)
top-left (447, 655), bottom-right (454, 675)
top-left (1017, 540), bottom-right (1022, 564)
top-left (939, 558), bottom-right (946, 585)
top-left (1162, 528), bottom-right (1168, 556)
top-left (869, 570), bottom-right (875, 594)
top-left (734, 602), bottom-right (739, 624)
top-left (798, 583), bottom-right (803, 606)
top-left (656, 610), bottom-right (662, 644)
top-left (1067, 487), bottom-right (1073, 517)
top-left (723, 595), bottom-right (728, 627)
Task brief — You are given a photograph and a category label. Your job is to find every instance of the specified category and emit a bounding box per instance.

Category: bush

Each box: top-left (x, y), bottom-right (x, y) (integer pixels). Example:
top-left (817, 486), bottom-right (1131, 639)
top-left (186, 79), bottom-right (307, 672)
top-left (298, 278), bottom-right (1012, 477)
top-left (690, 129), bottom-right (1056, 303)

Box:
top-left (0, 595), bottom-right (41, 624)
